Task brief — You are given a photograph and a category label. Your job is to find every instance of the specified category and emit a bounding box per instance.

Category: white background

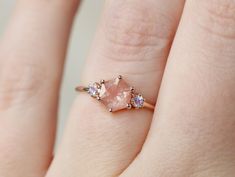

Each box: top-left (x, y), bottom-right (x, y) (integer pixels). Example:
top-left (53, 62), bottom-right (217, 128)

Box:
top-left (0, 0), bottom-right (104, 145)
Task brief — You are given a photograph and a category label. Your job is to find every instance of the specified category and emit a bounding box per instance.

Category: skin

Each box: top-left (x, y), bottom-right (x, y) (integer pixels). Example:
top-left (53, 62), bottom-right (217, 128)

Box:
top-left (0, 0), bottom-right (235, 176)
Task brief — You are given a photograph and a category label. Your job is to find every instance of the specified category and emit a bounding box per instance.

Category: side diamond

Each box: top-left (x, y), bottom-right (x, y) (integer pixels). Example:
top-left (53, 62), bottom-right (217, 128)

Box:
top-left (88, 83), bottom-right (101, 98)
top-left (131, 94), bottom-right (145, 109)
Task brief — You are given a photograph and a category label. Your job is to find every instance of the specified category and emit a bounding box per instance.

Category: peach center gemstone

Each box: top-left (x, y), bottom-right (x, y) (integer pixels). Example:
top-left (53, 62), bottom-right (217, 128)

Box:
top-left (99, 78), bottom-right (132, 112)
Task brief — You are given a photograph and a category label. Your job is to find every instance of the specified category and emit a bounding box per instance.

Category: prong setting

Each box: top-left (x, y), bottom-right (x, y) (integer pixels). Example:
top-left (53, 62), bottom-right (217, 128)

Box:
top-left (127, 103), bottom-right (132, 109)
top-left (100, 79), bottom-right (105, 84)
top-left (130, 87), bottom-right (135, 93)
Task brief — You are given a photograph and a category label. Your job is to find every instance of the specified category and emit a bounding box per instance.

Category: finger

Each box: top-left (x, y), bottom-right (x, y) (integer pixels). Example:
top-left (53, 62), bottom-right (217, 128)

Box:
top-left (121, 0), bottom-right (235, 176)
top-left (47, 0), bottom-right (185, 177)
top-left (0, 0), bottom-right (79, 176)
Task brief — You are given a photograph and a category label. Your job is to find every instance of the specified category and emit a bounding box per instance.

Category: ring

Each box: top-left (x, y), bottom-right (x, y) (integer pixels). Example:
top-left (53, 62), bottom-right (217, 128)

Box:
top-left (75, 75), bottom-right (155, 112)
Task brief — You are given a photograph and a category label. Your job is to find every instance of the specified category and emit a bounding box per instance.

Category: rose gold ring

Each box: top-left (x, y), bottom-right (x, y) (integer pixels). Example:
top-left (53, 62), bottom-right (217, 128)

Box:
top-left (75, 75), bottom-right (155, 112)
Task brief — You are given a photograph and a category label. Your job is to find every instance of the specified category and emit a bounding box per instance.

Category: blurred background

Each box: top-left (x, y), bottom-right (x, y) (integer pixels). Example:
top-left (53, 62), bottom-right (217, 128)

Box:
top-left (0, 0), bottom-right (104, 145)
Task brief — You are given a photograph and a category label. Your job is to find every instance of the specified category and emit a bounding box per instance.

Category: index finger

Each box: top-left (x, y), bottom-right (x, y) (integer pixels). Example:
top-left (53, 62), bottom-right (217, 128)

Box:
top-left (0, 0), bottom-right (79, 176)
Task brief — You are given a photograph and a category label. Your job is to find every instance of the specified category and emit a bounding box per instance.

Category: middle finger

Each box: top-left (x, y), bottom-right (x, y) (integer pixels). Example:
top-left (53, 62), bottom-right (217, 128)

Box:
top-left (47, 0), bottom-right (185, 177)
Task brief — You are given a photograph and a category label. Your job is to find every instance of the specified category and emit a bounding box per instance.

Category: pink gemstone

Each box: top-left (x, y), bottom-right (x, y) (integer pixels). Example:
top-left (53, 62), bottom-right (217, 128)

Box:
top-left (99, 78), bottom-right (132, 112)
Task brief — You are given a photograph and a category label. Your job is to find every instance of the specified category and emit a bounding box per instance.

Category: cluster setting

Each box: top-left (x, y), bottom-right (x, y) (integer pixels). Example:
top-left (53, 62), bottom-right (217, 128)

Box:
top-left (87, 75), bottom-right (145, 112)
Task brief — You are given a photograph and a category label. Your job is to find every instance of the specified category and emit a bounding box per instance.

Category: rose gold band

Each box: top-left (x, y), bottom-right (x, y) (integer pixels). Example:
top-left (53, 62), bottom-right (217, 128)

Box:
top-left (143, 102), bottom-right (155, 110)
top-left (75, 86), bottom-right (89, 92)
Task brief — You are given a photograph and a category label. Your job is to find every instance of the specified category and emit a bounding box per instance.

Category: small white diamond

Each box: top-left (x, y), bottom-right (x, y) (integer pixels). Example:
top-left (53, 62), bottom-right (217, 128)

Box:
top-left (88, 83), bottom-right (100, 97)
top-left (131, 94), bottom-right (144, 108)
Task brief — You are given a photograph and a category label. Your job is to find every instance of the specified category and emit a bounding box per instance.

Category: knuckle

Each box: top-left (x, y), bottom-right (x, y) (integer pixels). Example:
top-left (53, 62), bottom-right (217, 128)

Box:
top-left (0, 58), bottom-right (47, 110)
top-left (100, 0), bottom-right (174, 62)
top-left (190, 0), bottom-right (235, 69)
top-left (195, 0), bottom-right (235, 39)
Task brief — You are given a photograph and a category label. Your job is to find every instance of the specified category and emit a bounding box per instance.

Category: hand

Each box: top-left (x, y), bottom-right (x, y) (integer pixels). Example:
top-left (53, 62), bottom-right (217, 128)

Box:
top-left (0, 0), bottom-right (235, 177)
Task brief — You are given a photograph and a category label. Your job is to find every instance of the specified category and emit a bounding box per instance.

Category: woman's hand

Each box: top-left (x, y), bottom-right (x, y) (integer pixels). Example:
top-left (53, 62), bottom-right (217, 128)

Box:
top-left (0, 0), bottom-right (235, 177)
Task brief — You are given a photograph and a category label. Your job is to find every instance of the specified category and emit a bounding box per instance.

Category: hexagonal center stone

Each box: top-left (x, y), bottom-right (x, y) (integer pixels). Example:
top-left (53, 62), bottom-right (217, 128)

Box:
top-left (99, 78), bottom-right (132, 112)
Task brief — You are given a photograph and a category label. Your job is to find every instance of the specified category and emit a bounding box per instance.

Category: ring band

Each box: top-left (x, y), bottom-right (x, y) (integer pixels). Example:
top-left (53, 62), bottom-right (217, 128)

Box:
top-left (75, 75), bottom-right (155, 112)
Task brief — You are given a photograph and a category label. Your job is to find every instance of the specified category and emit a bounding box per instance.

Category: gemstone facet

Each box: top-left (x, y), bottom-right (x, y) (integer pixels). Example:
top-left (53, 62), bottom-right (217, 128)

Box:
top-left (131, 94), bottom-right (145, 108)
top-left (99, 77), bottom-right (132, 112)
